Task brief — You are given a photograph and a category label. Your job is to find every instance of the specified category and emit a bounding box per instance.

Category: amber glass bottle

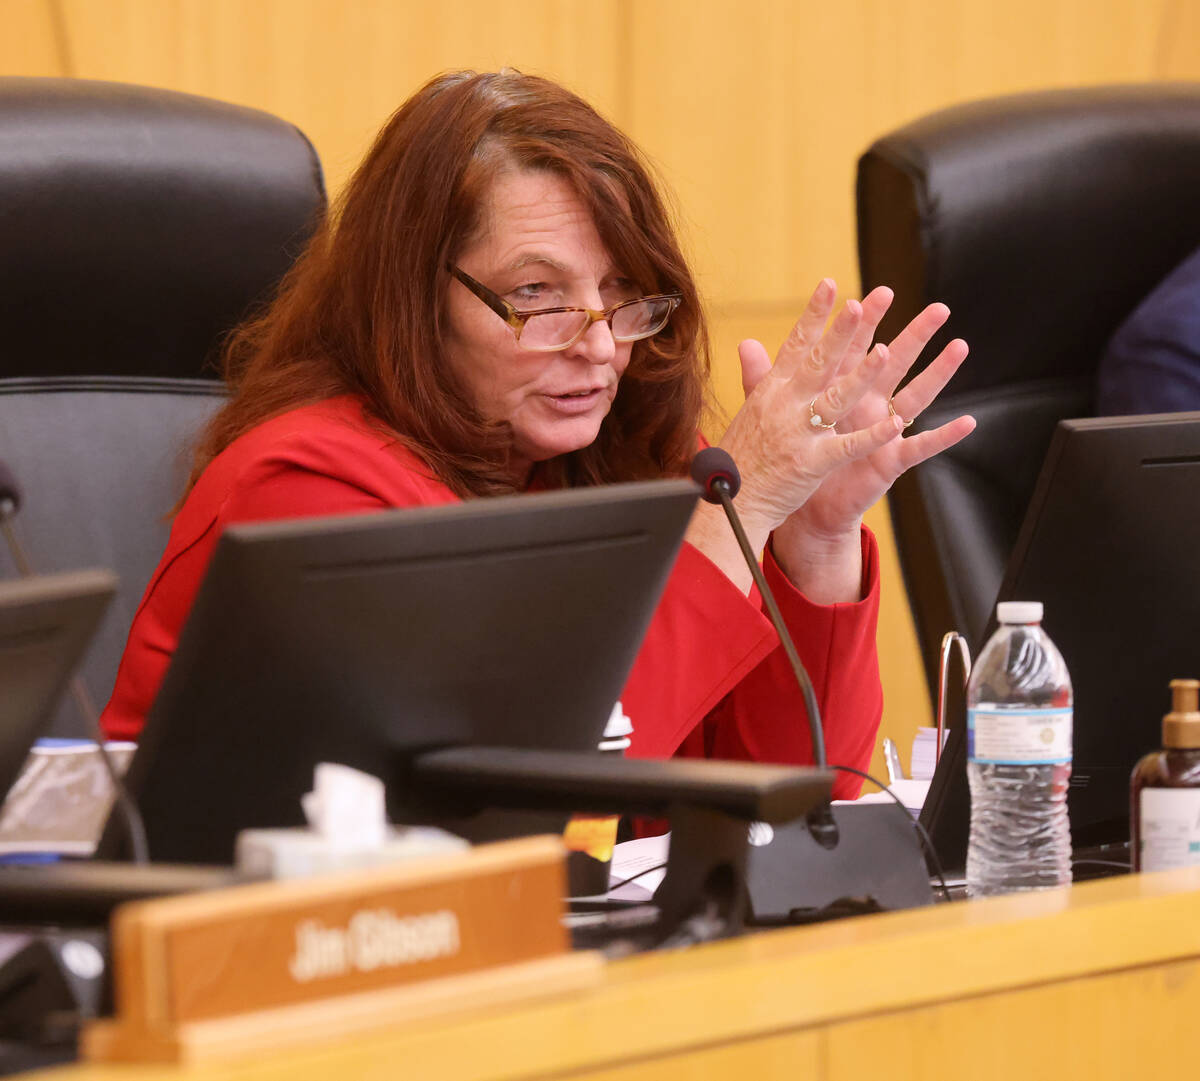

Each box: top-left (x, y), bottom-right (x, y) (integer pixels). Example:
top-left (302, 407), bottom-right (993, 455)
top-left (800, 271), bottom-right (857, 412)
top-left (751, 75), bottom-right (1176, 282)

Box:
top-left (564, 703), bottom-right (632, 897)
top-left (1130, 679), bottom-right (1200, 872)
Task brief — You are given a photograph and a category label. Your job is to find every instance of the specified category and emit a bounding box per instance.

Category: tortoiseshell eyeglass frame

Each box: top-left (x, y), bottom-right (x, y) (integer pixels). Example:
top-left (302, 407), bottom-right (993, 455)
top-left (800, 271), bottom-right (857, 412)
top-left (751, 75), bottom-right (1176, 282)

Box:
top-left (446, 264), bottom-right (682, 352)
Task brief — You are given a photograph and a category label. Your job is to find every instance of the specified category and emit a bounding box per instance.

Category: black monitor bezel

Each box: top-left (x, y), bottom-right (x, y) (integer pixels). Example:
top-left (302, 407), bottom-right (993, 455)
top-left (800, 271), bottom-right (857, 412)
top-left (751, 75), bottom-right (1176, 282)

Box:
top-left (920, 410), bottom-right (1200, 871)
top-left (0, 569), bottom-right (116, 799)
top-left (110, 479), bottom-right (699, 864)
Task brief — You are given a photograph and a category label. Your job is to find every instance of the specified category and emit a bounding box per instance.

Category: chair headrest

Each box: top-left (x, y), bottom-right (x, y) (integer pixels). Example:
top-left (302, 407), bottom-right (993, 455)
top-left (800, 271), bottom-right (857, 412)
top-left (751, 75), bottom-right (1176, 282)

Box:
top-left (0, 77), bottom-right (326, 380)
top-left (857, 83), bottom-right (1200, 397)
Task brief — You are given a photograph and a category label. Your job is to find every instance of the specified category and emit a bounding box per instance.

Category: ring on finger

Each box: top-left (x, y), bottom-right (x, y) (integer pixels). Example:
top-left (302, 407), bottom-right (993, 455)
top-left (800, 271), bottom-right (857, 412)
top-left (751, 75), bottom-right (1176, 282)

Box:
top-left (888, 398), bottom-right (915, 430)
top-left (808, 397), bottom-right (838, 430)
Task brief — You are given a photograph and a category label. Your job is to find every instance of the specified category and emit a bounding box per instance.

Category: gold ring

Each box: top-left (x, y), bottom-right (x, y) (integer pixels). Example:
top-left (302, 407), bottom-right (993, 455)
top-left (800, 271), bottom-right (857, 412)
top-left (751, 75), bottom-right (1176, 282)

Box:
top-left (888, 398), bottom-right (915, 430)
top-left (808, 398), bottom-right (838, 430)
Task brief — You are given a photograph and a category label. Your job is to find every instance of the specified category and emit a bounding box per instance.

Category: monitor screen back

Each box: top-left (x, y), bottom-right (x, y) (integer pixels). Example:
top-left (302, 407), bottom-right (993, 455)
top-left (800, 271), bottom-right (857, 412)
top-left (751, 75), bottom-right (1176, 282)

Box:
top-left (118, 479), bottom-right (699, 864)
top-left (922, 412), bottom-right (1200, 868)
top-left (0, 569), bottom-right (116, 798)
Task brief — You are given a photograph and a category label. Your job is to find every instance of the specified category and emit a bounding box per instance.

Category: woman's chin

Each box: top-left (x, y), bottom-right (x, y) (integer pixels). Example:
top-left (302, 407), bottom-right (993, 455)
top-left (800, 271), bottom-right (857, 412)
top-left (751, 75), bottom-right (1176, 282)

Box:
top-left (513, 418), bottom-right (606, 465)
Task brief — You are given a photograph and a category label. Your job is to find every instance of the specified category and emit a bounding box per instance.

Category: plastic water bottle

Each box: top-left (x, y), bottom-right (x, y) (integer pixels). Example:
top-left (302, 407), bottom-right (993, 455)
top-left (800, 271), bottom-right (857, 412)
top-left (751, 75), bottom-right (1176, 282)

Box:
top-left (966, 601), bottom-right (1072, 896)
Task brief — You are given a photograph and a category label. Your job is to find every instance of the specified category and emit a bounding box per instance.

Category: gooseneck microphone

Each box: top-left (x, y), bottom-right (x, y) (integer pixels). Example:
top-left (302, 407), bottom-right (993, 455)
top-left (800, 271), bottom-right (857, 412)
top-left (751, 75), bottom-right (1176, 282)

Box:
top-left (690, 447), bottom-right (827, 766)
top-left (689, 448), bottom-right (942, 918)
top-left (0, 461), bottom-right (149, 864)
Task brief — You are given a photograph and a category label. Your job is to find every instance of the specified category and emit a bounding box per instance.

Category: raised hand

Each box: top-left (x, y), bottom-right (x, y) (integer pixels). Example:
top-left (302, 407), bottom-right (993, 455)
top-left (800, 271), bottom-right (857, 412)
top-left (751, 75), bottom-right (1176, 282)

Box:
top-left (716, 279), bottom-right (905, 539)
top-left (773, 287), bottom-right (975, 586)
top-left (687, 279), bottom-right (974, 601)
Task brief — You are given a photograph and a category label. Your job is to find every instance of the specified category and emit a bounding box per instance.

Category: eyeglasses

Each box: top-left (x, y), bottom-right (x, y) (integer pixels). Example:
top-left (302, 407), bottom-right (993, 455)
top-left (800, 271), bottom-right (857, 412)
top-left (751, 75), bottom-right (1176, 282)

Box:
top-left (448, 265), bottom-right (682, 352)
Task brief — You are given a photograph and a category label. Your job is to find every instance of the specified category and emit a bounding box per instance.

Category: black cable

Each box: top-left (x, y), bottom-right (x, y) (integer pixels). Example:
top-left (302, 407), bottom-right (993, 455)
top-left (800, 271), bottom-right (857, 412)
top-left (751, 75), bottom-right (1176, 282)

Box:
top-left (70, 675), bottom-right (149, 865)
top-left (655, 900), bottom-right (727, 948)
top-left (831, 763), bottom-right (951, 901)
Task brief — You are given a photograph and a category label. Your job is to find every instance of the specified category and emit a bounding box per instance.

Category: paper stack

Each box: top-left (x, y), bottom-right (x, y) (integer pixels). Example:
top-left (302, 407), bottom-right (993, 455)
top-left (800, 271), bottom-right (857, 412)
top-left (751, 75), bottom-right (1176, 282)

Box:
top-left (910, 726), bottom-right (950, 780)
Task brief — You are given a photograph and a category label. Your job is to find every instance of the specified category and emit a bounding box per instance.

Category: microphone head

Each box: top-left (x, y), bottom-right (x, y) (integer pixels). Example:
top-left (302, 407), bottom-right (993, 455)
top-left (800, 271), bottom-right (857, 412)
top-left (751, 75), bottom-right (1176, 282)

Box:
top-left (0, 461), bottom-right (21, 517)
top-left (690, 447), bottom-right (741, 504)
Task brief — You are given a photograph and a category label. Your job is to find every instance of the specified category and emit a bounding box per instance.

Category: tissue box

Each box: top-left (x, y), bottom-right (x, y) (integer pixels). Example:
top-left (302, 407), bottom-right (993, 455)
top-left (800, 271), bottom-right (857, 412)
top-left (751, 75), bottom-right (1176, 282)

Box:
top-left (236, 827), bottom-right (469, 880)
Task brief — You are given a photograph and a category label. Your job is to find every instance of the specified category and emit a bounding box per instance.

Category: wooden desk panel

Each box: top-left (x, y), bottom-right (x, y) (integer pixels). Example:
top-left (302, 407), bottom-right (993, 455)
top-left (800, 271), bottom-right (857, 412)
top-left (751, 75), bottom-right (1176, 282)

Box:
top-left (32, 868), bottom-right (1200, 1081)
top-left (568, 1032), bottom-right (823, 1081)
top-left (826, 957), bottom-right (1200, 1081)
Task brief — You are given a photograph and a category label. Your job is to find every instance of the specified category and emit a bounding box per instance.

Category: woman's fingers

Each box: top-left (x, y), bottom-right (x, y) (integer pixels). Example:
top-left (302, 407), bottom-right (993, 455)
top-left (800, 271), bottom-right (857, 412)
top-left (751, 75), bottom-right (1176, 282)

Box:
top-left (744, 411), bottom-right (903, 528)
top-left (830, 300), bottom-right (964, 430)
top-left (774, 280), bottom-right (863, 385)
top-left (723, 283), bottom-right (970, 535)
top-left (724, 382), bottom-right (904, 531)
top-left (809, 343), bottom-right (890, 428)
top-left (839, 285), bottom-right (894, 373)
top-left (827, 412), bottom-right (907, 466)
top-left (888, 337), bottom-right (970, 423)
top-left (779, 278), bottom-right (838, 370)
top-left (885, 302), bottom-right (951, 371)
top-left (737, 337), bottom-right (773, 398)
top-left (890, 413), bottom-right (977, 473)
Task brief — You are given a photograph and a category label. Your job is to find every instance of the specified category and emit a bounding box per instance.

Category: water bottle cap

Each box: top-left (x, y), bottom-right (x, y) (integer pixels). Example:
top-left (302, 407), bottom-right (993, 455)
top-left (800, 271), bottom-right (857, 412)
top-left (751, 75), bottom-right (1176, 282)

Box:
top-left (602, 701), bottom-right (633, 740)
top-left (996, 601), bottom-right (1043, 624)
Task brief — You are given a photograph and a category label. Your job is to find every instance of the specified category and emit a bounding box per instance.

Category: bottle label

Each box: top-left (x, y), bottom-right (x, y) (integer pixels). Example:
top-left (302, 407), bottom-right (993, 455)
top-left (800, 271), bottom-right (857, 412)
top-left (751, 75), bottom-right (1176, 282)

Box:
top-left (563, 814), bottom-right (618, 863)
top-left (1140, 788), bottom-right (1200, 871)
top-left (967, 707), bottom-right (1072, 764)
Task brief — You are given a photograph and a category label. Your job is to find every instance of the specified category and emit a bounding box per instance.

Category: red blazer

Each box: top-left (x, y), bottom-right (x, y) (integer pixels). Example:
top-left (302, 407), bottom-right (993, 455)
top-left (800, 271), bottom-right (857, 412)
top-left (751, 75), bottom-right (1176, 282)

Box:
top-left (101, 396), bottom-right (883, 798)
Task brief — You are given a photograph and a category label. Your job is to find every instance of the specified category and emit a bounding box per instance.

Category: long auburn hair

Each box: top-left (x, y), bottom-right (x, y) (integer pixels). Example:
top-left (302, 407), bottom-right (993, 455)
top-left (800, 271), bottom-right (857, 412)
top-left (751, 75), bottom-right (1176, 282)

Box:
top-left (190, 70), bottom-right (711, 498)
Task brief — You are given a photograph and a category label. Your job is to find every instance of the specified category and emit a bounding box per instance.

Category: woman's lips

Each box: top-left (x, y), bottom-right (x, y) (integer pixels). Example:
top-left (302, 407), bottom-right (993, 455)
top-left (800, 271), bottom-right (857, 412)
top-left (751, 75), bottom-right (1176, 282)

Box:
top-left (541, 388), bottom-right (605, 414)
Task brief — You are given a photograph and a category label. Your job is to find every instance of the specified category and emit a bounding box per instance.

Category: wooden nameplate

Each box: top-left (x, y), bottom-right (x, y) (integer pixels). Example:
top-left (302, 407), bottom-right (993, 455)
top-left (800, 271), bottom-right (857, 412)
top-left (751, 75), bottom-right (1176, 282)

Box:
top-left (84, 835), bottom-right (601, 1064)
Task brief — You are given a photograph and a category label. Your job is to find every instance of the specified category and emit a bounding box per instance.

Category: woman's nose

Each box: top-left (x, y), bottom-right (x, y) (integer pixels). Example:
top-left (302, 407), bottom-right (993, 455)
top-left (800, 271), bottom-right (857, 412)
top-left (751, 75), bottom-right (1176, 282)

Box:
top-left (567, 315), bottom-right (617, 365)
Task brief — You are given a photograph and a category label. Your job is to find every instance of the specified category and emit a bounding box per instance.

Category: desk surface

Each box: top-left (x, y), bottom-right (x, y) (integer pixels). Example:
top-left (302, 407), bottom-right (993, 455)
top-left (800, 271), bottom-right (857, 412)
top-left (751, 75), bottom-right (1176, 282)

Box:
top-left (33, 867), bottom-right (1200, 1081)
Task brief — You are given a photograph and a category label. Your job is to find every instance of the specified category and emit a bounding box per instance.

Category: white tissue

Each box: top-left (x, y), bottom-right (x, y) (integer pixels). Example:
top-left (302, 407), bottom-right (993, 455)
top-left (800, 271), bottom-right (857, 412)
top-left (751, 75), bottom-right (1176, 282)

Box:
top-left (300, 763), bottom-right (387, 849)
top-left (238, 763), bottom-right (468, 878)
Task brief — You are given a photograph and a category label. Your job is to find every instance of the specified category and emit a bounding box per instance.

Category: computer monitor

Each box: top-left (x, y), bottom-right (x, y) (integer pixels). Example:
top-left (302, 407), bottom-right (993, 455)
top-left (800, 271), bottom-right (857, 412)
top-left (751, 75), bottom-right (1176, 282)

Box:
top-left (922, 411), bottom-right (1200, 869)
top-left (0, 570), bottom-right (116, 799)
top-left (112, 479), bottom-right (699, 864)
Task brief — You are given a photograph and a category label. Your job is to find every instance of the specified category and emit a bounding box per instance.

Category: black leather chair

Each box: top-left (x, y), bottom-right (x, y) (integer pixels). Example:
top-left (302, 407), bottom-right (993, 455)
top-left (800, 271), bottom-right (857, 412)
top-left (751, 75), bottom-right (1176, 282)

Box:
top-left (856, 83), bottom-right (1200, 697)
top-left (0, 78), bottom-right (326, 735)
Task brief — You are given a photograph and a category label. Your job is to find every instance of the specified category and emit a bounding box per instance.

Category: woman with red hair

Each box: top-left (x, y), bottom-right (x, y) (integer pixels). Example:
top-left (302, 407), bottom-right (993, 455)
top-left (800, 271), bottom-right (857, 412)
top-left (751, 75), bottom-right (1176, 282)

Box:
top-left (102, 70), bottom-right (973, 796)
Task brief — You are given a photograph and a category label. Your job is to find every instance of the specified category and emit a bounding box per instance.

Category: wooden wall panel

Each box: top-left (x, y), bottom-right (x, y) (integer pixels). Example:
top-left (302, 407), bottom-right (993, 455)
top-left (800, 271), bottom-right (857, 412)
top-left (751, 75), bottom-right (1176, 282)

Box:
top-left (1159, 0), bottom-right (1200, 78)
top-left (4, 0), bottom-right (1199, 772)
top-left (625, 0), bottom-right (1186, 310)
top-left (51, 0), bottom-right (622, 194)
top-left (1, 0), bottom-right (66, 74)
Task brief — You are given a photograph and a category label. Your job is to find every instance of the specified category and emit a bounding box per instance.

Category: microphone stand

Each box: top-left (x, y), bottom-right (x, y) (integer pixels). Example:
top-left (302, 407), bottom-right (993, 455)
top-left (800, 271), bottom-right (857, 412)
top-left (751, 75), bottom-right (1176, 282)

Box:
top-left (703, 476), bottom-right (841, 849)
top-left (690, 448), bottom-right (934, 920)
top-left (705, 478), bottom-right (828, 768)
